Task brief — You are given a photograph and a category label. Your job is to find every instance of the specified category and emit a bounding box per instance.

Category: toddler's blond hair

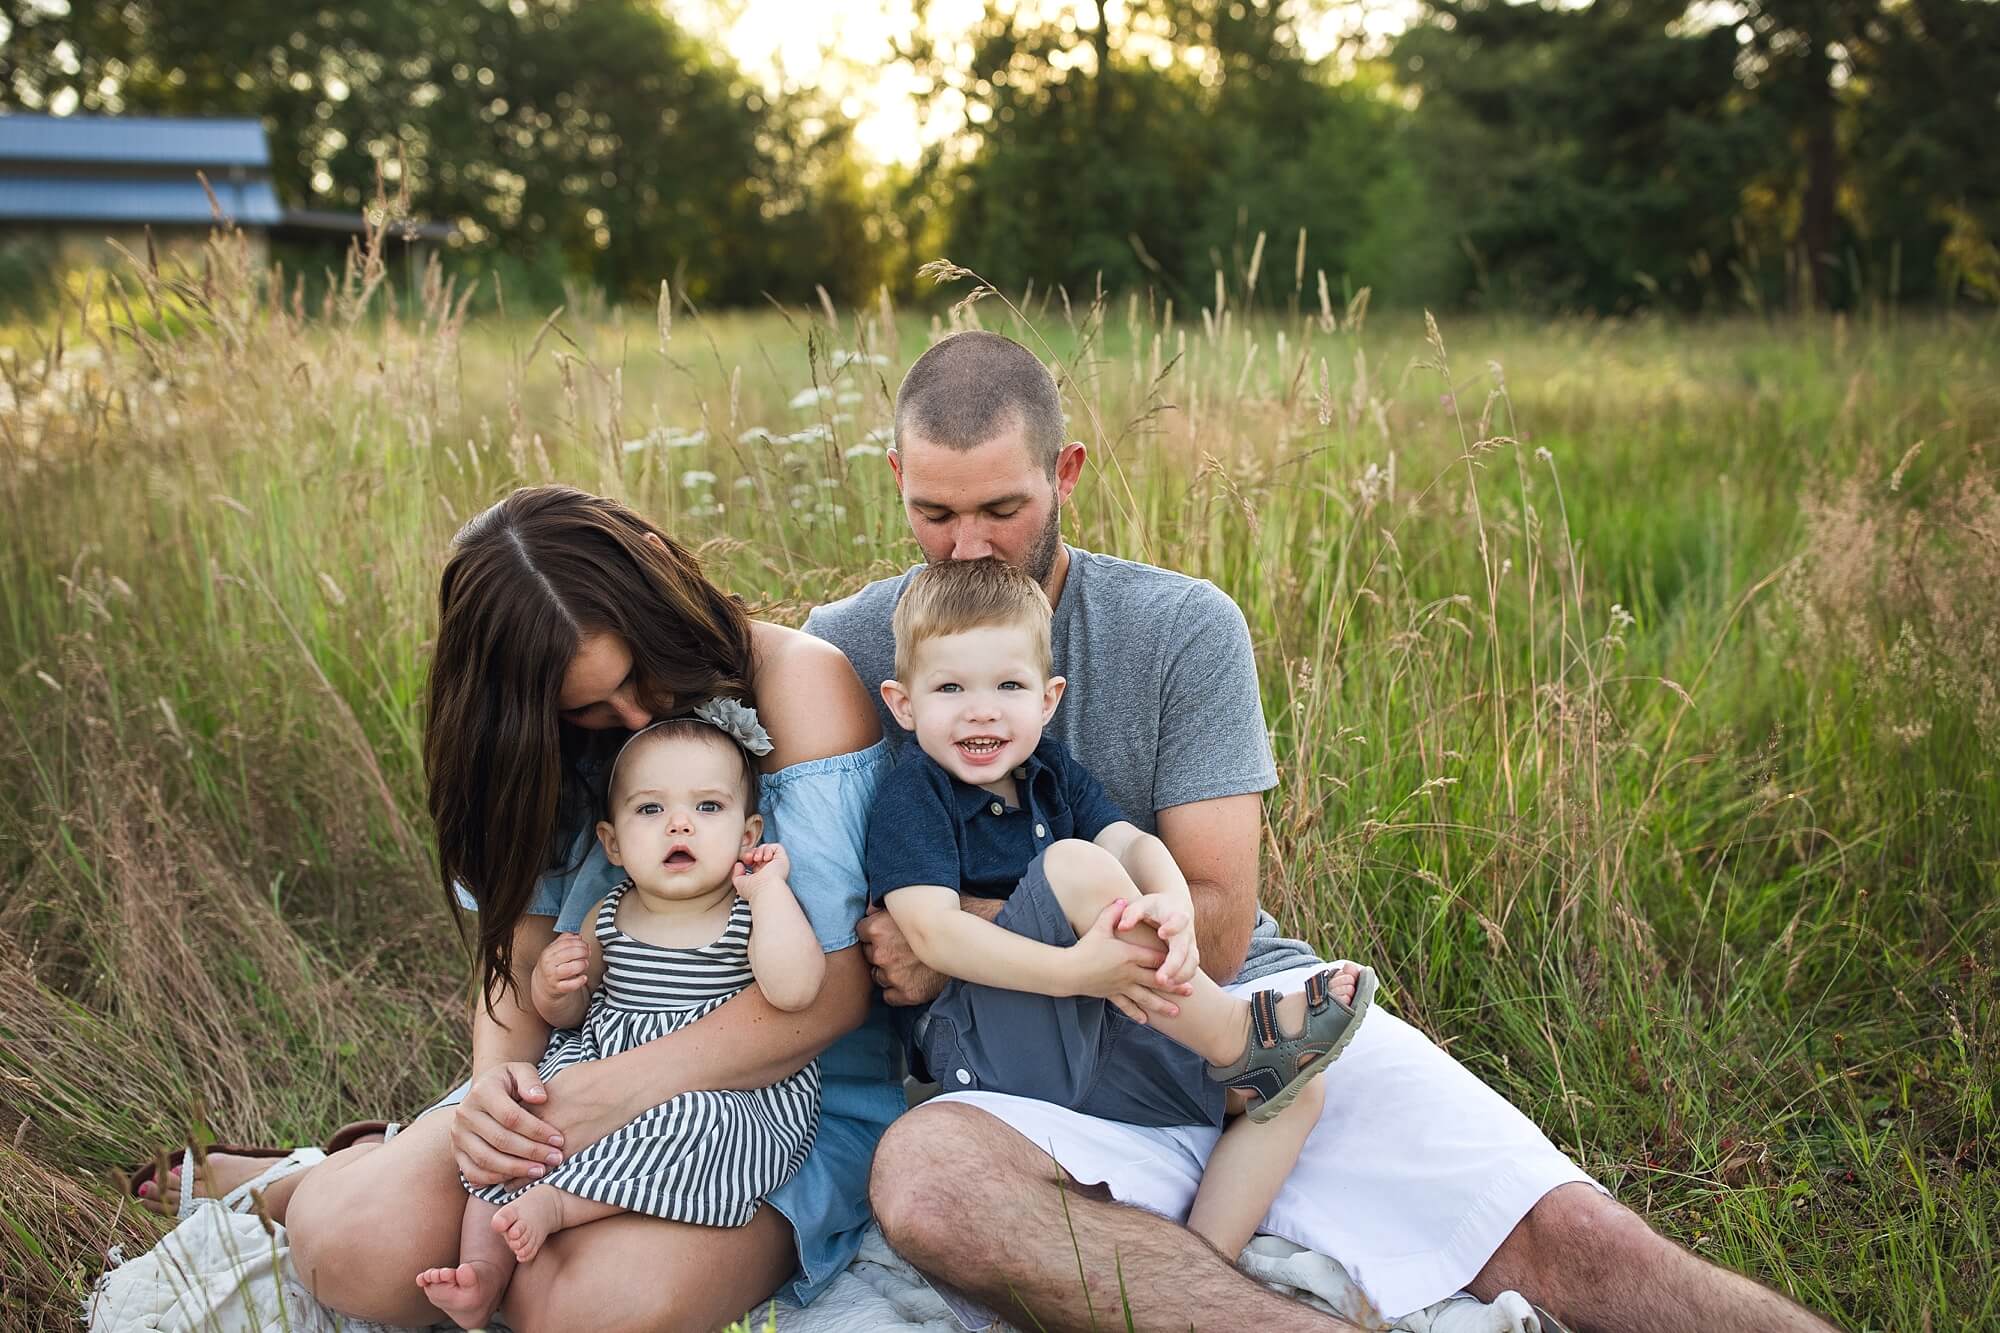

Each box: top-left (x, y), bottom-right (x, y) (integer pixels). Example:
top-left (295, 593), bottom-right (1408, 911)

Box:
top-left (893, 557), bottom-right (1053, 680)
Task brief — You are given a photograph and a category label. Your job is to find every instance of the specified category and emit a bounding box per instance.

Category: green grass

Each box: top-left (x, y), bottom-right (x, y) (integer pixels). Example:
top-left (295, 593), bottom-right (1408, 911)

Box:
top-left (0, 235), bottom-right (1995, 1329)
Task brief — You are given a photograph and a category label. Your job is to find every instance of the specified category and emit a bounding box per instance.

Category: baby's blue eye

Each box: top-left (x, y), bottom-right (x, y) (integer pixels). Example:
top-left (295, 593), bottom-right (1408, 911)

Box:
top-left (999, 681), bottom-right (1024, 690)
top-left (637, 801), bottom-right (662, 816)
top-left (698, 800), bottom-right (722, 814)
top-left (937, 683), bottom-right (961, 694)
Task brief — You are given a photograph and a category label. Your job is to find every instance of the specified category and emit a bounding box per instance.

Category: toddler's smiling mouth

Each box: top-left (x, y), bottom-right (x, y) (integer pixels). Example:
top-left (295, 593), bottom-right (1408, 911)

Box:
top-left (956, 736), bottom-right (1006, 764)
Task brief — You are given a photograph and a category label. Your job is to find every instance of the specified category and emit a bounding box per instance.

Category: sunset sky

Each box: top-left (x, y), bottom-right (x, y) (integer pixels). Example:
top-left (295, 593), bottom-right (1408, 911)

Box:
top-left (697, 0), bottom-right (1417, 166)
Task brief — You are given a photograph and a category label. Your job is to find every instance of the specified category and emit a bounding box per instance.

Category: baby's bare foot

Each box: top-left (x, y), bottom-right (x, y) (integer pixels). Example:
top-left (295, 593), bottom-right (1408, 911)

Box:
top-left (493, 1186), bottom-right (570, 1263)
top-left (416, 1261), bottom-right (505, 1330)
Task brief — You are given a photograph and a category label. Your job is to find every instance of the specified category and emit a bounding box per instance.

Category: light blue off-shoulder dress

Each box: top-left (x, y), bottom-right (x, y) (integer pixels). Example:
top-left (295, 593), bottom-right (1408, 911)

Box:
top-left (450, 738), bottom-right (901, 1306)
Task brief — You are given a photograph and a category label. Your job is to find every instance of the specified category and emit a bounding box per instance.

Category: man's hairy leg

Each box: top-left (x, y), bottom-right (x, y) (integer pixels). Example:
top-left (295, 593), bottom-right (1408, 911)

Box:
top-left (1472, 1183), bottom-right (1840, 1333)
top-left (871, 1101), bottom-right (1362, 1333)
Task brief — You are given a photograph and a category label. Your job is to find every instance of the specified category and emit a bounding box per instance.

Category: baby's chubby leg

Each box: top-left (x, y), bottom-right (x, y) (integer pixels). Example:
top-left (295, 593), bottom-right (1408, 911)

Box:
top-left (416, 1196), bottom-right (514, 1329)
top-left (492, 1186), bottom-right (625, 1263)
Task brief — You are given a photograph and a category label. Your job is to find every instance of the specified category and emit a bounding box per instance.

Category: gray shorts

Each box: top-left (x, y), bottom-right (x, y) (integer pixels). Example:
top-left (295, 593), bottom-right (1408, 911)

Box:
top-left (917, 855), bottom-right (1228, 1130)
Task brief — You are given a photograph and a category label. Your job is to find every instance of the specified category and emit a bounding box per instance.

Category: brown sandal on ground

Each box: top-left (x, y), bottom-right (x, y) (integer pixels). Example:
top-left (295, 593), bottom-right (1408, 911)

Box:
top-left (122, 1120), bottom-right (395, 1217)
top-left (123, 1143), bottom-right (297, 1218)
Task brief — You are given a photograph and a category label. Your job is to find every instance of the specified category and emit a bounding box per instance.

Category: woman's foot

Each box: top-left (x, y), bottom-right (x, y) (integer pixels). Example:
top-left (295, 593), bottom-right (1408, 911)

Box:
top-left (133, 1126), bottom-right (389, 1217)
top-left (136, 1152), bottom-right (302, 1219)
top-left (492, 1186), bottom-right (570, 1263)
top-left (416, 1261), bottom-right (506, 1330)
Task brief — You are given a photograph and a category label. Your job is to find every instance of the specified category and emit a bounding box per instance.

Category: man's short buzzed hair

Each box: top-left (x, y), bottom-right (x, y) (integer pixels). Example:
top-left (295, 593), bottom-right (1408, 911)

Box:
top-left (894, 331), bottom-right (1066, 476)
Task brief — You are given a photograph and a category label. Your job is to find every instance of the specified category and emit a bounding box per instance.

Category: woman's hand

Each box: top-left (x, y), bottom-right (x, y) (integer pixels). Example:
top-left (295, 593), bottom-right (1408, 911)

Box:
top-left (451, 1062), bottom-right (567, 1187)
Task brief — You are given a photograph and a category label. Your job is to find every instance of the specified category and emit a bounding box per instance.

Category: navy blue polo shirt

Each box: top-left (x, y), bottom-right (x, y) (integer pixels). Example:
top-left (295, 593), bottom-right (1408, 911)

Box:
top-left (865, 735), bottom-right (1128, 904)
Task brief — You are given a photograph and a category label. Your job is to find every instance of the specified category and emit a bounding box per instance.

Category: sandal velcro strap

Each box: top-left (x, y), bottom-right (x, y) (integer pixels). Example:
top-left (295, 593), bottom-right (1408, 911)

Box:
top-left (1250, 988), bottom-right (1281, 1049)
top-left (1207, 966), bottom-right (1380, 1124)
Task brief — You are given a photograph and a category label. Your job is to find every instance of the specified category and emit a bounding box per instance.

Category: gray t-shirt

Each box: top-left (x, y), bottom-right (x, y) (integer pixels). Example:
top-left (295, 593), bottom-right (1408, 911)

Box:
top-left (804, 545), bottom-right (1317, 986)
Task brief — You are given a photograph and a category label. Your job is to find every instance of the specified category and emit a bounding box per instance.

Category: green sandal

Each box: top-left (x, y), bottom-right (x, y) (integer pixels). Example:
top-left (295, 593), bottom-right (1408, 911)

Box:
top-left (1208, 965), bottom-right (1378, 1124)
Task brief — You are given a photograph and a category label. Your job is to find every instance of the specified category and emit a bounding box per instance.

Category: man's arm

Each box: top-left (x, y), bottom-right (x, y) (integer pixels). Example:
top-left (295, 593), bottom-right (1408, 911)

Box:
top-left (857, 895), bottom-right (1001, 1006)
top-left (1154, 792), bottom-right (1263, 983)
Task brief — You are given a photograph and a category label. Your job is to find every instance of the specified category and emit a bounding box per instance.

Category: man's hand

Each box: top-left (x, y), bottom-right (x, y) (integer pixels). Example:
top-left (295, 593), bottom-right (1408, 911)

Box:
top-left (858, 902), bottom-right (947, 1006)
top-left (1067, 900), bottom-right (1188, 1023)
top-left (733, 842), bottom-right (792, 898)
top-left (452, 1062), bottom-right (565, 1187)
top-left (1117, 892), bottom-right (1200, 988)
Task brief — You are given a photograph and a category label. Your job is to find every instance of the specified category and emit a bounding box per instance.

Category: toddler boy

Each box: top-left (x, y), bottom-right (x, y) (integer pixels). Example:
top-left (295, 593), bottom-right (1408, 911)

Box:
top-left (864, 557), bottom-right (1376, 1256)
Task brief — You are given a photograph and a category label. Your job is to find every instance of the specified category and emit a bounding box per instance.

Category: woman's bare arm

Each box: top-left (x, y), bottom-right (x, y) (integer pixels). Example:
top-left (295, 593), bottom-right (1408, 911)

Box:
top-left (456, 914), bottom-right (571, 1184)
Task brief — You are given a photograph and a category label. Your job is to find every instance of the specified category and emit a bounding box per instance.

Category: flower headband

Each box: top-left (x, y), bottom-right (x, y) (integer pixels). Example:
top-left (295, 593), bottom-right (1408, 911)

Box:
top-left (688, 697), bottom-right (774, 756)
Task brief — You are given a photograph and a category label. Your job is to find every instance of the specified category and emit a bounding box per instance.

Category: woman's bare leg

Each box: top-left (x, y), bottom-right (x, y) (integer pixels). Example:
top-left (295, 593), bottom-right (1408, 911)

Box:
top-left (504, 1205), bottom-right (797, 1333)
top-left (284, 1111), bottom-right (473, 1325)
top-left (139, 1136), bottom-right (387, 1222)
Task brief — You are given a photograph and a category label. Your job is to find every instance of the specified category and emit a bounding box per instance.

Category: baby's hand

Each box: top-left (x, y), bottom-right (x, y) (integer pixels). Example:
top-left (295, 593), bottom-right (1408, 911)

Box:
top-left (733, 842), bottom-right (791, 897)
top-left (536, 932), bottom-right (590, 996)
top-left (1118, 893), bottom-right (1199, 988)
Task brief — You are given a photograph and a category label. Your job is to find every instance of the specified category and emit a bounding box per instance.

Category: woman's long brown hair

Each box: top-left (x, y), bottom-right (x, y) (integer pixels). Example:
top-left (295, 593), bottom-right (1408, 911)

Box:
top-left (425, 485), bottom-right (754, 1012)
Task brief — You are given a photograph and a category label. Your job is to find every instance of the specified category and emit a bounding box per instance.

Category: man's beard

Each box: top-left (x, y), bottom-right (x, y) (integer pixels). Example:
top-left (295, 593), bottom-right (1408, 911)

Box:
top-left (928, 496), bottom-right (1063, 587)
top-left (1023, 498), bottom-right (1063, 586)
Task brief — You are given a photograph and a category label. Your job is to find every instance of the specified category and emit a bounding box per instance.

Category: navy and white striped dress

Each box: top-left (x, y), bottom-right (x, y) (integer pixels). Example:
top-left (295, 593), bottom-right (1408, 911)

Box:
top-left (469, 881), bottom-right (821, 1227)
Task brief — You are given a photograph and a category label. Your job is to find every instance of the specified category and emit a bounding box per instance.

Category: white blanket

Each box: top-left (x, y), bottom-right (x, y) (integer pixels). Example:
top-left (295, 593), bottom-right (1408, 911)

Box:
top-left (88, 1201), bottom-right (1543, 1333)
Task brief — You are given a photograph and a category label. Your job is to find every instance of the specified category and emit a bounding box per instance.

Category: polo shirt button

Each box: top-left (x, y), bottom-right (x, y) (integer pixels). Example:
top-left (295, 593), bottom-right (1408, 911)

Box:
top-left (1034, 823), bottom-right (1047, 838)
top-left (989, 801), bottom-right (1004, 816)
top-left (956, 1069), bottom-right (972, 1086)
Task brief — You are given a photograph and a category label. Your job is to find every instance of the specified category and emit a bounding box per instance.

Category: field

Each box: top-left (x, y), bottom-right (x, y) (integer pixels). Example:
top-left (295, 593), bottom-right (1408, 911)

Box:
top-left (1, 233), bottom-right (1996, 1330)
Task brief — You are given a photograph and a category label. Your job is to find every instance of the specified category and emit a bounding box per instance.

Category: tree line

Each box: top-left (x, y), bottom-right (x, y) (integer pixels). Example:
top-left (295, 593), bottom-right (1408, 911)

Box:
top-left (2, 0), bottom-right (1995, 312)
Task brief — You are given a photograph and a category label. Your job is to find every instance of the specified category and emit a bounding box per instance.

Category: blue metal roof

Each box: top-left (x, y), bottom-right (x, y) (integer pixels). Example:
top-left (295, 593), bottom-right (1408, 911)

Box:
top-left (0, 115), bottom-right (271, 168)
top-left (0, 175), bottom-right (284, 226)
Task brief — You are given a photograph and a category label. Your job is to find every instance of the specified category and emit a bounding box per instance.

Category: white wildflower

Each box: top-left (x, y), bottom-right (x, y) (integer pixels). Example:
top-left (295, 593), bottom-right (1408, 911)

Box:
top-left (681, 470), bottom-right (718, 490)
top-left (789, 386), bottom-right (832, 410)
top-left (836, 390), bottom-right (863, 407)
top-left (1354, 462), bottom-right (1385, 507)
top-left (843, 443), bottom-right (886, 460)
top-left (1534, 446), bottom-right (1553, 464)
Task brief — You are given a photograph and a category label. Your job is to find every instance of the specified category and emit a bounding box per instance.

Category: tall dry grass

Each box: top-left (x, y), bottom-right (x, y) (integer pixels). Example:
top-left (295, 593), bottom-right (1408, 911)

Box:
top-left (1, 224), bottom-right (1995, 1329)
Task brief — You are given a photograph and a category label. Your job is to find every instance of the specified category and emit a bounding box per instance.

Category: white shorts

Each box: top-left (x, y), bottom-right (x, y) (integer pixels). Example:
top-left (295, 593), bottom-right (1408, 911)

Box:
top-left (933, 962), bottom-right (1601, 1319)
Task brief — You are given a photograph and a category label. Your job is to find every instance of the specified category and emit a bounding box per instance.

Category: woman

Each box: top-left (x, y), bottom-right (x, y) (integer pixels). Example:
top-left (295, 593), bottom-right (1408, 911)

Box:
top-left (272, 485), bottom-right (897, 1328)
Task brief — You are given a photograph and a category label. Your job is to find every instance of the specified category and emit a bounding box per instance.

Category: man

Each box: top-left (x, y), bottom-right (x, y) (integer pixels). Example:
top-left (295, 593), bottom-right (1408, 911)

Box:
top-left (805, 330), bottom-right (1837, 1333)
